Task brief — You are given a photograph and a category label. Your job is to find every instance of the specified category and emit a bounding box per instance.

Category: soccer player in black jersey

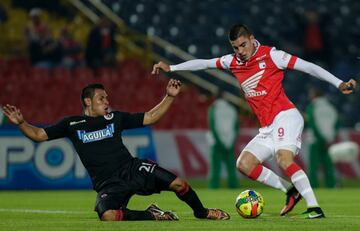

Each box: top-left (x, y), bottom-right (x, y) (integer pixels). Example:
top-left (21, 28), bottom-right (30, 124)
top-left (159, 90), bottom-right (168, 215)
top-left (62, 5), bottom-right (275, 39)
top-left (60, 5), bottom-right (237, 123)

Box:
top-left (2, 79), bottom-right (230, 221)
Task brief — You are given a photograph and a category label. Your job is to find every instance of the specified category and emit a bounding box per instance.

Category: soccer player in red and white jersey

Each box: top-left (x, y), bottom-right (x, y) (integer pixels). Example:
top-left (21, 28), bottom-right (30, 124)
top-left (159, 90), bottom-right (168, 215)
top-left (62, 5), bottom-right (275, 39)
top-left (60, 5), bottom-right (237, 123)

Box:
top-left (152, 24), bottom-right (357, 219)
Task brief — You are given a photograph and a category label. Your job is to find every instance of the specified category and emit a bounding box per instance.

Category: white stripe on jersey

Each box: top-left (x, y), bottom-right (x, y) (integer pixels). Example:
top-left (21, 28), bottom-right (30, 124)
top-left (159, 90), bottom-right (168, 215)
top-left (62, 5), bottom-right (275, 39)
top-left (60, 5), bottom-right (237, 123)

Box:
top-left (241, 70), bottom-right (265, 92)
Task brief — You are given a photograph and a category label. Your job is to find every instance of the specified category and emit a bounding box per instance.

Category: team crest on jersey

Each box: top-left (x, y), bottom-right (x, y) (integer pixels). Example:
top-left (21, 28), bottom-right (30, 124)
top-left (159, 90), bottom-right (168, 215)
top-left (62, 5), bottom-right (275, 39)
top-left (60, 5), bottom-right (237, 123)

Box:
top-left (104, 113), bottom-right (114, 120)
top-left (258, 60), bottom-right (266, 69)
top-left (77, 123), bottom-right (115, 143)
top-left (241, 70), bottom-right (267, 98)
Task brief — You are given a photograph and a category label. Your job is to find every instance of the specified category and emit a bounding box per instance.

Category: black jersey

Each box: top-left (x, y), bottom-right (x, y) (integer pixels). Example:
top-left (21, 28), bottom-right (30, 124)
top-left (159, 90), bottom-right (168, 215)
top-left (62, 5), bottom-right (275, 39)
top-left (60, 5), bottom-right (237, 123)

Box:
top-left (44, 111), bottom-right (145, 188)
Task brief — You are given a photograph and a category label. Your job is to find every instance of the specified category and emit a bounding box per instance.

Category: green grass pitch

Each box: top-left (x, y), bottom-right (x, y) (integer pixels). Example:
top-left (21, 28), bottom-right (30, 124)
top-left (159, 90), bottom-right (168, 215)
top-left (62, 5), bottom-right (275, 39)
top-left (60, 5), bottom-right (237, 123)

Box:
top-left (1, 187), bottom-right (360, 231)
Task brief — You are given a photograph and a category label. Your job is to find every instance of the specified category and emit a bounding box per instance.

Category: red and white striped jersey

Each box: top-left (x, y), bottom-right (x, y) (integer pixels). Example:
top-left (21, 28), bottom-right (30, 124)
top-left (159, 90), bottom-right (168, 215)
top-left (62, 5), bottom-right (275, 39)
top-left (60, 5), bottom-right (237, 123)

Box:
top-left (216, 44), bottom-right (298, 127)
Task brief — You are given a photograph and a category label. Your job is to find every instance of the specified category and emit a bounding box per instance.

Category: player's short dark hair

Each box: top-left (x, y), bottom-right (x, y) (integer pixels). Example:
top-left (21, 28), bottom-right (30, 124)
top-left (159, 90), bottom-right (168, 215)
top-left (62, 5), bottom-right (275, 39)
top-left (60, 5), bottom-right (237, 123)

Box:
top-left (81, 83), bottom-right (105, 108)
top-left (228, 24), bottom-right (253, 41)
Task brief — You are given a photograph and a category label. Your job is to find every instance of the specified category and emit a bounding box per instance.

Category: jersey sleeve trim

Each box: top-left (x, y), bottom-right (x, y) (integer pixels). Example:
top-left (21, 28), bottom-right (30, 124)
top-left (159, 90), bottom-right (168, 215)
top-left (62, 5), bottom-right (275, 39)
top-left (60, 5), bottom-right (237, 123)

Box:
top-left (216, 58), bottom-right (224, 69)
top-left (287, 56), bottom-right (298, 70)
top-left (269, 47), bottom-right (298, 70)
top-left (217, 54), bottom-right (233, 70)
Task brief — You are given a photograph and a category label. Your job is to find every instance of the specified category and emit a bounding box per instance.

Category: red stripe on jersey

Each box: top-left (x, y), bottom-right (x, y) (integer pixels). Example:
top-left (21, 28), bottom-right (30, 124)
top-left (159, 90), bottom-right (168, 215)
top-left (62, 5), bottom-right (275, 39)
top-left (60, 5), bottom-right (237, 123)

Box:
top-left (287, 56), bottom-right (297, 70)
top-left (216, 58), bottom-right (224, 69)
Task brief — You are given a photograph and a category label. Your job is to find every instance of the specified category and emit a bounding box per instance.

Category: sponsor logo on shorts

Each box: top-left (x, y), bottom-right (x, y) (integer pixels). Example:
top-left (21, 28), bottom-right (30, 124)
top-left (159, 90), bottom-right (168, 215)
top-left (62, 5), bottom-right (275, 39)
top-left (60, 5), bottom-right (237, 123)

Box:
top-left (297, 135), bottom-right (302, 142)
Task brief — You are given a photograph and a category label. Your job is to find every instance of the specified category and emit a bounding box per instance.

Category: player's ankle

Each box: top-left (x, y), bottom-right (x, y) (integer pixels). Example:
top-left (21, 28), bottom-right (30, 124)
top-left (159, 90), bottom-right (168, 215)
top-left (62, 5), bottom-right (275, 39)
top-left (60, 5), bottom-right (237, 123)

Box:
top-left (193, 208), bottom-right (208, 218)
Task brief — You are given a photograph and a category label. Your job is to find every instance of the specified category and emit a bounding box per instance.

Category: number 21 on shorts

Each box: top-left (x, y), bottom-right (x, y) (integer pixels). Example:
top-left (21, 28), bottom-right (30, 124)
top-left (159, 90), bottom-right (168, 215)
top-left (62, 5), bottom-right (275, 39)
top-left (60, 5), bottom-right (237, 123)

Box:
top-left (139, 162), bottom-right (156, 173)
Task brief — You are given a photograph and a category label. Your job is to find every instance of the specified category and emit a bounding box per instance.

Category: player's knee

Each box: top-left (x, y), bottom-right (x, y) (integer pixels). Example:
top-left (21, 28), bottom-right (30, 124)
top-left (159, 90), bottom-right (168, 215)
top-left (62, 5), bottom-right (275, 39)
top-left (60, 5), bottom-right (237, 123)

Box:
top-left (236, 152), bottom-right (258, 175)
top-left (236, 158), bottom-right (251, 175)
top-left (170, 177), bottom-right (188, 193)
top-left (101, 210), bottom-right (116, 221)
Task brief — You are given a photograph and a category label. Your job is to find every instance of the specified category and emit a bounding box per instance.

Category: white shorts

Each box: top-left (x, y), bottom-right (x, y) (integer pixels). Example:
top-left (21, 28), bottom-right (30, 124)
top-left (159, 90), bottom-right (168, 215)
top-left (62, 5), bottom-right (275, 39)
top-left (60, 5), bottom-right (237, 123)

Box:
top-left (242, 108), bottom-right (304, 163)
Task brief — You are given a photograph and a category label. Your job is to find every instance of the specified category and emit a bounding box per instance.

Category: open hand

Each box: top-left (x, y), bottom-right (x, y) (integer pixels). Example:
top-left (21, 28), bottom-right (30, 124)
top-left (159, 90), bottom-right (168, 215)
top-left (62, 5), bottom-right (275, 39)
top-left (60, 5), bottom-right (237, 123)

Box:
top-left (2, 104), bottom-right (25, 125)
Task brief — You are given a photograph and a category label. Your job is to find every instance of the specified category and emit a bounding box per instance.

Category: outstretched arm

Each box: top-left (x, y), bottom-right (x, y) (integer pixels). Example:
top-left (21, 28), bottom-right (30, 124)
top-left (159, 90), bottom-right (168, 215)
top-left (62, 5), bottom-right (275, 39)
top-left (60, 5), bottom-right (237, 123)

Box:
top-left (270, 48), bottom-right (357, 94)
top-left (143, 79), bottom-right (182, 125)
top-left (152, 59), bottom-right (218, 75)
top-left (293, 58), bottom-right (357, 94)
top-left (2, 104), bottom-right (48, 142)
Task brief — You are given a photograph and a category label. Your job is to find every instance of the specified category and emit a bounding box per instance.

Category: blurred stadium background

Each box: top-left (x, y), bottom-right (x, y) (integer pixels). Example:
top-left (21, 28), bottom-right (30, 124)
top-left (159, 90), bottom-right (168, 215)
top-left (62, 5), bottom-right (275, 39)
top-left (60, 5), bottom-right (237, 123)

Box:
top-left (0, 0), bottom-right (360, 190)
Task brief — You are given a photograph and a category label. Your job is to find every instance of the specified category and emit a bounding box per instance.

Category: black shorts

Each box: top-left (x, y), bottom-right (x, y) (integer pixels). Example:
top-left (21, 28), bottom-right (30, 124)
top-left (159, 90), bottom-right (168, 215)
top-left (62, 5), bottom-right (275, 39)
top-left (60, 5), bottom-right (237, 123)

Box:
top-left (94, 158), bottom-right (177, 218)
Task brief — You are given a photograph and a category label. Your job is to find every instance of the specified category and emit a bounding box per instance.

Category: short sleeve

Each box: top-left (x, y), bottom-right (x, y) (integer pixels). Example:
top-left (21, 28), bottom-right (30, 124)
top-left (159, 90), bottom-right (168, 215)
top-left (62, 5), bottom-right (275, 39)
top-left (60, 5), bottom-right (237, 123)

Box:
top-left (117, 112), bottom-right (145, 129)
top-left (216, 54), bottom-right (233, 70)
top-left (269, 47), bottom-right (298, 70)
top-left (44, 118), bottom-right (69, 140)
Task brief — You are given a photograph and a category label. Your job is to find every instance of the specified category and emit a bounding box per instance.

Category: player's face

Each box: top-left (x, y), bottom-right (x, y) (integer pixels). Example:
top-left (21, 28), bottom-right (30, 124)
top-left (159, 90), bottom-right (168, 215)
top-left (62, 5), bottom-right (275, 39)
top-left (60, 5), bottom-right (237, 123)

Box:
top-left (230, 35), bottom-right (256, 62)
top-left (89, 89), bottom-right (110, 116)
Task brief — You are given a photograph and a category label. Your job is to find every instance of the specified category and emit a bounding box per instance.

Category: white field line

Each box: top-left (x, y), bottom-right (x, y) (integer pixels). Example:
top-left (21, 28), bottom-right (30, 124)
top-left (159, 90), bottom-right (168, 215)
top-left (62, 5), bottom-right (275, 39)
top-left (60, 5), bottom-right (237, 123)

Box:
top-left (0, 208), bottom-right (89, 214)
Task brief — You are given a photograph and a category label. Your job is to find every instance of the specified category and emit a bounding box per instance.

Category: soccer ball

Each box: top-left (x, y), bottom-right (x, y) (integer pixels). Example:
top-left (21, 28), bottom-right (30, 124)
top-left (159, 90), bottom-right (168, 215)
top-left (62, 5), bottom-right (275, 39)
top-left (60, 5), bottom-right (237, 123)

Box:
top-left (235, 189), bottom-right (264, 218)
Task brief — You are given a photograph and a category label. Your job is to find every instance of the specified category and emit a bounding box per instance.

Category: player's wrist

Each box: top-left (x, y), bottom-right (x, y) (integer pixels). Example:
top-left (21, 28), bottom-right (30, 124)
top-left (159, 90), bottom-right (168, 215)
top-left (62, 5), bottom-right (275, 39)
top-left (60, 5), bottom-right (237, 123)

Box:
top-left (17, 120), bottom-right (25, 126)
top-left (166, 93), bottom-right (175, 98)
top-left (337, 81), bottom-right (344, 89)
